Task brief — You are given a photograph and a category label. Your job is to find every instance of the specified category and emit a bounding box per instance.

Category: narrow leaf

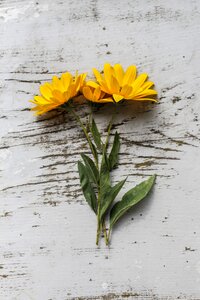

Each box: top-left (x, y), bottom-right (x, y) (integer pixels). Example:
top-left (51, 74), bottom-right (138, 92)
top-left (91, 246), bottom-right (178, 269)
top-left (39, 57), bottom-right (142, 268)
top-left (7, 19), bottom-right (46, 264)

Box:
top-left (109, 131), bottom-right (120, 170)
top-left (78, 161), bottom-right (97, 213)
top-left (99, 151), bottom-right (110, 196)
top-left (100, 178), bottom-right (127, 220)
top-left (110, 175), bottom-right (156, 228)
top-left (81, 154), bottom-right (99, 185)
top-left (91, 142), bottom-right (98, 165)
top-left (91, 118), bottom-right (102, 151)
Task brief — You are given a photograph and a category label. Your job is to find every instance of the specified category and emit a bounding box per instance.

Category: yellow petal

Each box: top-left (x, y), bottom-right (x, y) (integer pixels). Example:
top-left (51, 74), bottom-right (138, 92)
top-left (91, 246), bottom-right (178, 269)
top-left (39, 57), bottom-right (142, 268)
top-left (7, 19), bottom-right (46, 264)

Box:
top-left (93, 86), bottom-right (101, 100)
top-left (52, 76), bottom-right (64, 91)
top-left (63, 90), bottom-right (71, 102)
top-left (69, 83), bottom-right (78, 97)
top-left (73, 76), bottom-right (81, 92)
top-left (141, 81), bottom-right (154, 90)
top-left (93, 68), bottom-right (103, 83)
top-left (99, 80), bottom-right (111, 94)
top-left (34, 95), bottom-right (49, 104)
top-left (86, 81), bottom-right (99, 89)
top-left (31, 102), bottom-right (58, 115)
top-left (113, 64), bottom-right (124, 85)
top-left (61, 72), bottom-right (72, 90)
top-left (131, 73), bottom-right (148, 91)
top-left (110, 76), bottom-right (120, 93)
top-left (123, 65), bottom-right (137, 85)
top-left (113, 94), bottom-right (124, 102)
top-left (52, 90), bottom-right (65, 102)
top-left (121, 85), bottom-right (133, 98)
top-left (104, 63), bottom-right (114, 88)
top-left (83, 86), bottom-right (93, 101)
top-left (100, 91), bottom-right (105, 99)
top-left (40, 84), bottom-right (52, 100)
top-left (79, 73), bottom-right (87, 86)
top-left (98, 97), bottom-right (114, 103)
top-left (136, 89), bottom-right (157, 98)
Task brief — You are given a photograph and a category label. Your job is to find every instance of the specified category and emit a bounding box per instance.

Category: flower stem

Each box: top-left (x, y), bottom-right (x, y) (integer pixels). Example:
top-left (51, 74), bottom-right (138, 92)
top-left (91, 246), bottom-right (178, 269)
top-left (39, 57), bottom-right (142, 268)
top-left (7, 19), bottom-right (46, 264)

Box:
top-left (63, 104), bottom-right (99, 169)
top-left (102, 220), bottom-right (109, 245)
top-left (63, 102), bottom-right (117, 246)
top-left (96, 188), bottom-right (101, 245)
top-left (63, 103), bottom-right (104, 245)
top-left (104, 116), bottom-right (114, 150)
top-left (96, 218), bottom-right (101, 245)
top-left (107, 228), bottom-right (111, 243)
top-left (104, 105), bottom-right (117, 151)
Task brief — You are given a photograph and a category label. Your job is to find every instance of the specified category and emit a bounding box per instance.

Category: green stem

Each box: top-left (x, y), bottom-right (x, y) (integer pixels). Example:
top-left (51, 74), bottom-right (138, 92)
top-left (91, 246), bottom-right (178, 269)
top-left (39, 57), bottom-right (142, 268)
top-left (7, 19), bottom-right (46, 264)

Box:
top-left (63, 103), bottom-right (103, 245)
top-left (64, 104), bottom-right (99, 170)
top-left (102, 220), bottom-right (109, 245)
top-left (96, 190), bottom-right (101, 245)
top-left (107, 228), bottom-right (111, 243)
top-left (63, 102), bottom-right (117, 246)
top-left (98, 108), bottom-right (117, 246)
top-left (96, 217), bottom-right (101, 245)
top-left (104, 105), bottom-right (117, 151)
top-left (104, 115), bottom-right (114, 150)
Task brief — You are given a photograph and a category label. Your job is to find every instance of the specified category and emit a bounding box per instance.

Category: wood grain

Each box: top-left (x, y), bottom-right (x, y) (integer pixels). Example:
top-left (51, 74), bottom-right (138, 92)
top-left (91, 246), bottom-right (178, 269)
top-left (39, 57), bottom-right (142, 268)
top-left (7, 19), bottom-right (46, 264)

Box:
top-left (0, 0), bottom-right (200, 299)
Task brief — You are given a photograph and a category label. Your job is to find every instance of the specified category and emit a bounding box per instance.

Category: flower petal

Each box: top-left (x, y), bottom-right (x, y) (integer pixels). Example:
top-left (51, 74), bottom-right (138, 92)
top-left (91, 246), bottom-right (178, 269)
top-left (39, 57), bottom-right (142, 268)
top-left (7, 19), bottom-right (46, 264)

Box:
top-left (61, 72), bottom-right (72, 90)
top-left (93, 86), bottom-right (101, 100)
top-left (141, 81), bottom-right (154, 90)
top-left (52, 76), bottom-right (64, 91)
top-left (33, 95), bottom-right (49, 104)
top-left (93, 68), bottom-right (103, 83)
top-left (131, 73), bottom-right (148, 91)
top-left (110, 76), bottom-right (120, 93)
top-left (83, 86), bottom-right (93, 101)
top-left (135, 89), bottom-right (158, 98)
top-left (121, 85), bottom-right (133, 98)
top-left (113, 64), bottom-right (124, 85)
top-left (39, 84), bottom-right (52, 100)
top-left (113, 94), bottom-right (124, 102)
top-left (123, 65), bottom-right (137, 85)
top-left (104, 63), bottom-right (114, 88)
top-left (86, 81), bottom-right (99, 89)
top-left (78, 73), bottom-right (87, 88)
top-left (99, 80), bottom-right (111, 94)
top-left (52, 90), bottom-right (65, 102)
top-left (98, 97), bottom-right (114, 103)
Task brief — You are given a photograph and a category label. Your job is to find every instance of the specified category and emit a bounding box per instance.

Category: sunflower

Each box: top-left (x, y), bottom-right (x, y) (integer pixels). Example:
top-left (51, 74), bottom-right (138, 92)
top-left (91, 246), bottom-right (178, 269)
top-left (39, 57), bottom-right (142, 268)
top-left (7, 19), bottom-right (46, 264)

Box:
top-left (30, 72), bottom-right (87, 115)
top-left (84, 63), bottom-right (157, 103)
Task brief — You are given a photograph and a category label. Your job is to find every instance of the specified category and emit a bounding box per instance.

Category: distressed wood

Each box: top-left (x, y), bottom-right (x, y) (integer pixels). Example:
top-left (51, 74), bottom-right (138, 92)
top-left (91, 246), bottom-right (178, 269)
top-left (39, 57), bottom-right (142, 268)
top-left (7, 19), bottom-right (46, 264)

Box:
top-left (0, 0), bottom-right (200, 299)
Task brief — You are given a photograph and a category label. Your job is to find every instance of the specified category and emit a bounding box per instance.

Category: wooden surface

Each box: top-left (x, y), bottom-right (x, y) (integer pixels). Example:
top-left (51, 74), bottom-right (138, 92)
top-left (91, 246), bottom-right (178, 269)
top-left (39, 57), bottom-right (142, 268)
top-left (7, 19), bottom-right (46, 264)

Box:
top-left (0, 0), bottom-right (200, 299)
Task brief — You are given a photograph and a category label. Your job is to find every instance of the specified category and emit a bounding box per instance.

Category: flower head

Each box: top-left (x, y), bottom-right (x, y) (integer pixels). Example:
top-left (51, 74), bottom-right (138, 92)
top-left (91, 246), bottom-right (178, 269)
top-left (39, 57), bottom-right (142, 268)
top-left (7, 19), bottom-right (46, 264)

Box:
top-left (86, 63), bottom-right (157, 103)
top-left (30, 72), bottom-right (86, 115)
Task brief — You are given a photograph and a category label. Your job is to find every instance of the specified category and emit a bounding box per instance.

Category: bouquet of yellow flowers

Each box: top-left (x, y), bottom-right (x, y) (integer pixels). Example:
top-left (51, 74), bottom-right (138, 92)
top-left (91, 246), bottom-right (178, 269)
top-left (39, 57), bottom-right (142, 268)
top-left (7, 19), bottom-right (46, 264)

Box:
top-left (30, 63), bottom-right (157, 245)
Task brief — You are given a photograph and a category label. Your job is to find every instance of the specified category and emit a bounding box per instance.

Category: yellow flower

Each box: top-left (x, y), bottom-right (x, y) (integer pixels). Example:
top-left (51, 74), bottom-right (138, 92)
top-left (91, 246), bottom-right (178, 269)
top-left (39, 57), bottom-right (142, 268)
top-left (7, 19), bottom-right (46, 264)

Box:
top-left (82, 81), bottom-right (113, 103)
top-left (30, 72), bottom-right (87, 115)
top-left (88, 63), bottom-right (157, 103)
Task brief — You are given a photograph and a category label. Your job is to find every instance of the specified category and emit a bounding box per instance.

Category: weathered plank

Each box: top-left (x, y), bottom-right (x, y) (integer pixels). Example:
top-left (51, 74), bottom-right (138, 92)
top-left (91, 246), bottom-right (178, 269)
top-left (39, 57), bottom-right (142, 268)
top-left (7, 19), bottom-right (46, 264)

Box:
top-left (0, 0), bottom-right (200, 299)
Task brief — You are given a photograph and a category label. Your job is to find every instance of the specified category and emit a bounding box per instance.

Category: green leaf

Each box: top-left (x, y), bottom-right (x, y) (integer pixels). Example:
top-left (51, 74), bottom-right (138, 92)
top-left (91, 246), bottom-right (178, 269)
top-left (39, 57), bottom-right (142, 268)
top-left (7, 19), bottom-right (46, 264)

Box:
top-left (91, 118), bottom-right (102, 151)
top-left (109, 131), bottom-right (120, 170)
top-left (91, 142), bottom-right (99, 165)
top-left (99, 151), bottom-right (111, 195)
top-left (81, 154), bottom-right (99, 185)
top-left (78, 161), bottom-right (97, 213)
top-left (110, 175), bottom-right (156, 229)
top-left (100, 178), bottom-right (127, 220)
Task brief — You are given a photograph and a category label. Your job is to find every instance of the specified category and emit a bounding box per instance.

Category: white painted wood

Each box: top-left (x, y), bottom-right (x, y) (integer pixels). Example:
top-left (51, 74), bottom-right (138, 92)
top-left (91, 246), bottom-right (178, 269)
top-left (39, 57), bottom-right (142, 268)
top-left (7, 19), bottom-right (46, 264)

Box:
top-left (0, 0), bottom-right (200, 299)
